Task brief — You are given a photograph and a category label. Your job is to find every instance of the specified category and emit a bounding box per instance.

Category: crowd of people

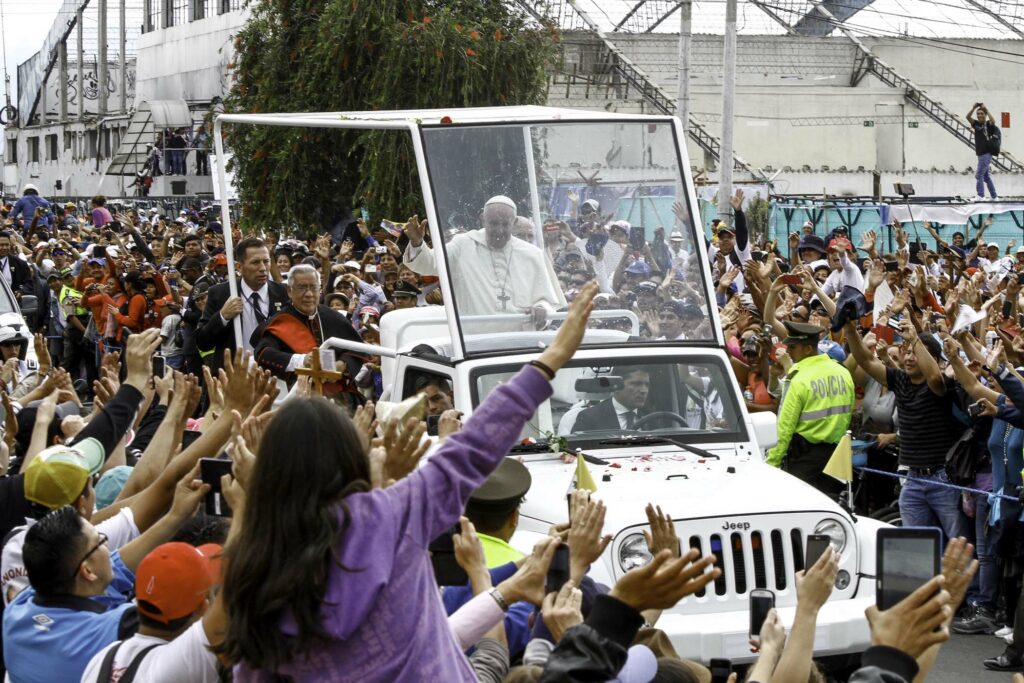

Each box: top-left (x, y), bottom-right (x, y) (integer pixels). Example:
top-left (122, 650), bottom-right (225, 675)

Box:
top-left (0, 178), bottom-right (1014, 682)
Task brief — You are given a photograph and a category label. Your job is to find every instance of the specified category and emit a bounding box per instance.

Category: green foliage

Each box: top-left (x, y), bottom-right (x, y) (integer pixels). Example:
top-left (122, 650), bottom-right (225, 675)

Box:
top-left (224, 0), bottom-right (561, 232)
top-left (746, 193), bottom-right (769, 242)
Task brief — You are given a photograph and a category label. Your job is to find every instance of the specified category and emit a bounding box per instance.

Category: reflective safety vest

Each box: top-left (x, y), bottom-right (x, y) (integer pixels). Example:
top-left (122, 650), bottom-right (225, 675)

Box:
top-left (58, 285), bottom-right (88, 318)
top-left (767, 353), bottom-right (855, 466)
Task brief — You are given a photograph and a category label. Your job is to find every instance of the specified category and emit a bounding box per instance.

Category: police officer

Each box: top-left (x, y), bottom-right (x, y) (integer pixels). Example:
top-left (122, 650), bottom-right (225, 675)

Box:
top-left (767, 321), bottom-right (854, 496)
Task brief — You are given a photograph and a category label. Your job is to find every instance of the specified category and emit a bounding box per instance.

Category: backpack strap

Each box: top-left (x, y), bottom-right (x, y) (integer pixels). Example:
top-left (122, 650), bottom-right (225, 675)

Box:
top-left (97, 642), bottom-right (161, 683)
top-left (118, 644), bottom-right (161, 683)
top-left (96, 641), bottom-right (124, 683)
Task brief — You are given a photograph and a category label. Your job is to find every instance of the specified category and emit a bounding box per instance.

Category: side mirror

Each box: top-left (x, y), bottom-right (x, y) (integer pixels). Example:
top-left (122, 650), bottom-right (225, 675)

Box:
top-left (749, 412), bottom-right (778, 451)
top-left (19, 294), bottom-right (37, 319)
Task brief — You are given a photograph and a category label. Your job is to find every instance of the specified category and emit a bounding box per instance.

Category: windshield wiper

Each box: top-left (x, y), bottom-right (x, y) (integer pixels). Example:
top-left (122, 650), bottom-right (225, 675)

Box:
top-left (508, 441), bottom-right (609, 466)
top-left (597, 436), bottom-right (721, 460)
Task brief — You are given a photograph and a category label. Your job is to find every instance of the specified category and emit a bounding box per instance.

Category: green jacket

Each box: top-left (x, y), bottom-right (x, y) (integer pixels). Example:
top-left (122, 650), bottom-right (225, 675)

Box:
top-left (767, 353), bottom-right (854, 466)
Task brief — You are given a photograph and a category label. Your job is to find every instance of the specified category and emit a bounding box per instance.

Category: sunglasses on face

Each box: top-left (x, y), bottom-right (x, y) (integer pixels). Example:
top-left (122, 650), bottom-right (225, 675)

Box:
top-left (70, 532), bottom-right (108, 581)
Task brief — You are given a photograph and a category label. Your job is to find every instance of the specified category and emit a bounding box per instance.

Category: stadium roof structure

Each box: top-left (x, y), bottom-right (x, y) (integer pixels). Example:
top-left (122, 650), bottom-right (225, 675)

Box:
top-left (539, 0), bottom-right (1024, 39)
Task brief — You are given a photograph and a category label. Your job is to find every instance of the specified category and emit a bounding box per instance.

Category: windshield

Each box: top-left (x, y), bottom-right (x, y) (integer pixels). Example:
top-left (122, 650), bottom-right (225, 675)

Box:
top-left (419, 120), bottom-right (713, 356)
top-left (471, 357), bottom-right (745, 446)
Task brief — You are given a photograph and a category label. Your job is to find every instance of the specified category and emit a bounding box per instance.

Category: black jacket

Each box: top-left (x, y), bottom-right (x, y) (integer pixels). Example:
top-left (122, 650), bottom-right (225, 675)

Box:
top-left (539, 594), bottom-right (642, 682)
top-left (195, 279), bottom-right (289, 371)
top-left (572, 399), bottom-right (646, 433)
top-left (253, 304), bottom-right (363, 382)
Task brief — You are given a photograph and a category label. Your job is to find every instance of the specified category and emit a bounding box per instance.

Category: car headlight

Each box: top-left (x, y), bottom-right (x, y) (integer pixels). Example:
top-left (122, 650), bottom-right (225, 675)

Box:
top-left (814, 518), bottom-right (847, 554)
top-left (618, 533), bottom-right (653, 571)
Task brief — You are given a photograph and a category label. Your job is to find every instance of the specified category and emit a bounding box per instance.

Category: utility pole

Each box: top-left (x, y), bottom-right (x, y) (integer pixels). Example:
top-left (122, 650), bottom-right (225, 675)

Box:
top-left (120, 0), bottom-right (127, 112)
top-left (676, 0), bottom-right (691, 141)
top-left (77, 8), bottom-right (84, 120)
top-left (58, 40), bottom-right (68, 122)
top-left (717, 0), bottom-right (737, 220)
top-left (98, 0), bottom-right (108, 115)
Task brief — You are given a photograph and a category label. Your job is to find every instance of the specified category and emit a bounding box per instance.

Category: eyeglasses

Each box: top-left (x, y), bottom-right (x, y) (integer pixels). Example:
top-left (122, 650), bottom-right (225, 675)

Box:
top-left (291, 284), bottom-right (319, 294)
top-left (71, 533), bottom-right (108, 580)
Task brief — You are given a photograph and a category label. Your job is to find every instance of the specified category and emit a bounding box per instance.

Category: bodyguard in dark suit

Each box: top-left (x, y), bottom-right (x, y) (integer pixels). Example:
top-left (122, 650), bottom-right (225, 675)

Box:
top-left (573, 366), bottom-right (651, 432)
top-left (0, 232), bottom-right (34, 296)
top-left (196, 237), bottom-right (289, 372)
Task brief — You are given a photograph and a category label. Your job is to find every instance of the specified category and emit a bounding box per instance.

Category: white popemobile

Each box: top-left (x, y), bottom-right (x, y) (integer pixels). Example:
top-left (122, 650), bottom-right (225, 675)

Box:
top-left (214, 106), bottom-right (885, 664)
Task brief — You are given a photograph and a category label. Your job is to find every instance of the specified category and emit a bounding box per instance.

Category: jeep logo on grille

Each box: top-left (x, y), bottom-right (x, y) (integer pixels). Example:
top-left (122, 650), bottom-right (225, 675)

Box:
top-left (722, 521), bottom-right (751, 531)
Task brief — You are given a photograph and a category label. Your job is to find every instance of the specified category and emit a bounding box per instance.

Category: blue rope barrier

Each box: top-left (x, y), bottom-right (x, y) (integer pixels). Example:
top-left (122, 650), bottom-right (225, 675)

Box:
top-left (855, 465), bottom-right (1019, 502)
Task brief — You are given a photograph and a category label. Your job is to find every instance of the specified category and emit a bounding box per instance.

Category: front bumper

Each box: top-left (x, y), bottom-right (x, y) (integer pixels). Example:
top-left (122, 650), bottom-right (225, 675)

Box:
top-left (653, 595), bottom-right (874, 664)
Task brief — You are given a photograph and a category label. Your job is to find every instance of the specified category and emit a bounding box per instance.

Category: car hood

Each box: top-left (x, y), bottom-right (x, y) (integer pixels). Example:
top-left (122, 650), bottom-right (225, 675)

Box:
top-left (518, 447), bottom-right (848, 529)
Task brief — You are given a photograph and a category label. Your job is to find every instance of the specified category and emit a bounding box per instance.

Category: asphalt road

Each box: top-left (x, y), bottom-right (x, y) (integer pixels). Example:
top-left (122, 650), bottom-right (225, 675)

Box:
top-left (931, 631), bottom-right (1018, 683)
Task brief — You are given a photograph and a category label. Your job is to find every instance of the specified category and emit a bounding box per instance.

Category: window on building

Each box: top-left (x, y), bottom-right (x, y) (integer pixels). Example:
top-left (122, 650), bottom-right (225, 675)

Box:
top-left (28, 137), bottom-right (39, 163)
top-left (45, 134), bottom-right (58, 161)
top-left (64, 132), bottom-right (72, 152)
top-left (5, 139), bottom-right (17, 164)
top-left (86, 131), bottom-right (97, 158)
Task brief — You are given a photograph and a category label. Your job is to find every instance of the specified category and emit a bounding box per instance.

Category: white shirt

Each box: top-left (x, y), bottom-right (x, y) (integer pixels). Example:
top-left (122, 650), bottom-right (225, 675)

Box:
top-left (2, 508), bottom-right (138, 606)
top-left (220, 280), bottom-right (269, 351)
top-left (0, 257), bottom-right (11, 285)
top-left (80, 620), bottom-right (219, 683)
top-left (611, 397), bottom-right (640, 430)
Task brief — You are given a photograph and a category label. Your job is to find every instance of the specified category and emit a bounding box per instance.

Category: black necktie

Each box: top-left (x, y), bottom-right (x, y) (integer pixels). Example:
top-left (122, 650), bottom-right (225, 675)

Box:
top-left (624, 411), bottom-right (637, 430)
top-left (250, 292), bottom-right (267, 326)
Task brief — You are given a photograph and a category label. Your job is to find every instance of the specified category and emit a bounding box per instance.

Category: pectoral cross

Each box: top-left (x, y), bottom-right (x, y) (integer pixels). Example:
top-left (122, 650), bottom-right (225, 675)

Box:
top-left (294, 347), bottom-right (343, 396)
top-left (497, 289), bottom-right (511, 311)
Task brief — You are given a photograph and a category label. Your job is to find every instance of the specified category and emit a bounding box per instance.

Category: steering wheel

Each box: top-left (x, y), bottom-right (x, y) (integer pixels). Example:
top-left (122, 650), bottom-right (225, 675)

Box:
top-left (632, 411), bottom-right (690, 430)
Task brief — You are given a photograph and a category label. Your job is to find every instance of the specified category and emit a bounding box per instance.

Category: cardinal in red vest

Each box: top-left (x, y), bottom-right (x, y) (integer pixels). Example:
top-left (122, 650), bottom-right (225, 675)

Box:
top-left (254, 265), bottom-right (365, 401)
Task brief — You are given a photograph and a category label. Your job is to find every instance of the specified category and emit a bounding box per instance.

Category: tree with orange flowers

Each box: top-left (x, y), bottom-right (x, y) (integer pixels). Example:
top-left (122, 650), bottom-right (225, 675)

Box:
top-left (224, 0), bottom-right (560, 231)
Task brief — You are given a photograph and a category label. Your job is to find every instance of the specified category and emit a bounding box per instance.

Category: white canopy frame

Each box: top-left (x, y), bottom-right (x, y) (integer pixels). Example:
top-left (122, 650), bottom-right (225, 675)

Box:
top-left (212, 106), bottom-right (723, 360)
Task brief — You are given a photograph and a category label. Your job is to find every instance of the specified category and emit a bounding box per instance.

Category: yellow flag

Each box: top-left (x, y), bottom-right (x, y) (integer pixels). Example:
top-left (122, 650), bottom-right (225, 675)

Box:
top-left (823, 432), bottom-right (853, 482)
top-left (575, 454), bottom-right (598, 492)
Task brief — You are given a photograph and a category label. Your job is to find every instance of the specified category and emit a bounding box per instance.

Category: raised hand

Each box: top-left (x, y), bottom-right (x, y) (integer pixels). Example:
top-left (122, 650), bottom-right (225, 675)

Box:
top-left (610, 549), bottom-right (720, 612)
top-left (437, 409), bottom-right (463, 440)
top-left (643, 503), bottom-right (680, 558)
top-left (730, 189), bottom-right (745, 211)
top-left (452, 517), bottom-right (491, 595)
top-left (542, 581), bottom-right (584, 641)
top-left (796, 547), bottom-right (839, 613)
top-left (939, 537), bottom-right (977, 619)
top-left (169, 463), bottom-right (212, 522)
top-left (538, 281), bottom-right (598, 372)
top-left (32, 333), bottom-right (51, 374)
top-left (352, 401), bottom-right (377, 444)
top-left (379, 417), bottom-right (429, 485)
top-left (865, 576), bottom-right (951, 659)
top-left (124, 328), bottom-right (163, 389)
top-left (405, 215), bottom-right (425, 247)
top-left (568, 498), bottom-right (612, 582)
top-left (494, 536), bottom-right (560, 607)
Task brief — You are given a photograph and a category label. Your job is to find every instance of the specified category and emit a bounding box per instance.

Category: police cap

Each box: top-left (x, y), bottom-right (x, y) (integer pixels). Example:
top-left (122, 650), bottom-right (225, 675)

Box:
top-left (782, 321), bottom-right (824, 345)
top-left (466, 458), bottom-right (531, 517)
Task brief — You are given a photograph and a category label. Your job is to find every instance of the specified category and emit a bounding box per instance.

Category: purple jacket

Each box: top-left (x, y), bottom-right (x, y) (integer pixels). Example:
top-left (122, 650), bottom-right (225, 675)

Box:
top-left (235, 366), bottom-right (552, 682)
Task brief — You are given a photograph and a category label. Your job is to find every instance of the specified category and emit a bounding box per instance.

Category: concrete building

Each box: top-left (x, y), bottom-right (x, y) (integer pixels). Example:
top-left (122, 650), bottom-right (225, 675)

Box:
top-left (550, 32), bottom-right (1024, 196)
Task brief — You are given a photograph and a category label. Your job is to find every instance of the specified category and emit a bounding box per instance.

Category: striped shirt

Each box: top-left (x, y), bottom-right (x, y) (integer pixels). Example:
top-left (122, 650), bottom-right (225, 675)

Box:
top-left (886, 368), bottom-right (961, 469)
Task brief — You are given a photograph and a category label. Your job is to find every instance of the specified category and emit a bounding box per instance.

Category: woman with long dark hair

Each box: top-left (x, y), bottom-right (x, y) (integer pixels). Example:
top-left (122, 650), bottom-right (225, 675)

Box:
top-left (221, 283), bottom-right (599, 681)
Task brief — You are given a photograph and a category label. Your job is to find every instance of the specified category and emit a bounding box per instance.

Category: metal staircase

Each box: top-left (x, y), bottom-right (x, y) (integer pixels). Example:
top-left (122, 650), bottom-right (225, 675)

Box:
top-left (515, 0), bottom-right (761, 175)
top-left (857, 55), bottom-right (1024, 173)
top-left (816, 0), bottom-right (1024, 173)
top-left (106, 103), bottom-right (154, 176)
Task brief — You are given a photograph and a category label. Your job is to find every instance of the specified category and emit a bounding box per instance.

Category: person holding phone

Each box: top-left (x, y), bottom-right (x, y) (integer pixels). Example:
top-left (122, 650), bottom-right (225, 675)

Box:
top-left (967, 102), bottom-right (1000, 201)
top-left (766, 321), bottom-right (855, 496)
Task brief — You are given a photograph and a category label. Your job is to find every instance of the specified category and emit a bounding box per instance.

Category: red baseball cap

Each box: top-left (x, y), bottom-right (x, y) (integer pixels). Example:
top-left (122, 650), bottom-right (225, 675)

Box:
top-left (135, 542), bottom-right (219, 624)
top-left (212, 253), bottom-right (228, 266)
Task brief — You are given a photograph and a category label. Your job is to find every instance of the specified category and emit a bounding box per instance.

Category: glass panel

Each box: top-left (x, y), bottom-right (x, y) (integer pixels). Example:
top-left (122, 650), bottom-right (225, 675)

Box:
top-left (419, 120), bottom-right (712, 357)
top-left (472, 356), bottom-right (744, 445)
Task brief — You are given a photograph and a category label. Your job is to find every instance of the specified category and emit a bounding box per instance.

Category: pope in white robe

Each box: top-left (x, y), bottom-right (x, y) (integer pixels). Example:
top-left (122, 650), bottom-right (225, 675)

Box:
top-left (403, 196), bottom-right (567, 318)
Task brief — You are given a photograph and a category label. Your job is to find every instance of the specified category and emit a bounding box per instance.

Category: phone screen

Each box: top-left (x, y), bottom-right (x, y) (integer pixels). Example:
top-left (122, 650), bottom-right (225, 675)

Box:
top-left (200, 458), bottom-right (234, 517)
top-left (545, 544), bottom-right (570, 595)
top-left (709, 658), bottom-right (732, 683)
top-left (805, 534), bottom-right (831, 570)
top-left (877, 529), bottom-right (940, 610)
top-left (152, 355), bottom-right (165, 378)
top-left (749, 589), bottom-right (775, 638)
